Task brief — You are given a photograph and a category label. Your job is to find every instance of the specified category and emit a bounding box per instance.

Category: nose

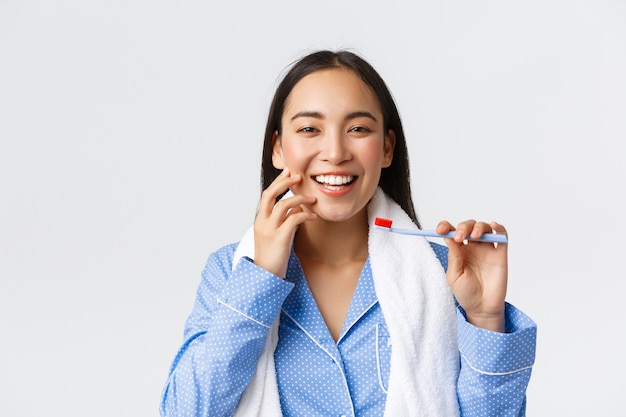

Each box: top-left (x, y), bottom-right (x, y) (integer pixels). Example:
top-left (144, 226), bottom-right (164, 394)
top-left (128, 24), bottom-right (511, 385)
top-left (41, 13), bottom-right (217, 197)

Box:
top-left (320, 130), bottom-right (352, 165)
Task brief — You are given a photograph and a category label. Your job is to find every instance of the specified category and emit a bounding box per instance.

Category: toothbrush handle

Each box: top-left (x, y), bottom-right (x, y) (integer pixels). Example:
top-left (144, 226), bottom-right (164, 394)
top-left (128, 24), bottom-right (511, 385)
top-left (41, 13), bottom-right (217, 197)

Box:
top-left (435, 230), bottom-right (508, 243)
top-left (375, 226), bottom-right (508, 243)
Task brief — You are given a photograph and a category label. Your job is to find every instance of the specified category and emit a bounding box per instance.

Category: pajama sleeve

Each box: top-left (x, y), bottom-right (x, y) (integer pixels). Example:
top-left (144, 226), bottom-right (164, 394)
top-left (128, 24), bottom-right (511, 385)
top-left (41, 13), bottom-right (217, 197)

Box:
top-left (160, 244), bottom-right (294, 417)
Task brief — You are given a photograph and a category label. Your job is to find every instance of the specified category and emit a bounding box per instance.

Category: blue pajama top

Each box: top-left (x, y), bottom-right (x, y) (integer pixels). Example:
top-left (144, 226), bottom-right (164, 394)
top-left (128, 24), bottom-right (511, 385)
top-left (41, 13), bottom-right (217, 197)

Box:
top-left (160, 242), bottom-right (536, 417)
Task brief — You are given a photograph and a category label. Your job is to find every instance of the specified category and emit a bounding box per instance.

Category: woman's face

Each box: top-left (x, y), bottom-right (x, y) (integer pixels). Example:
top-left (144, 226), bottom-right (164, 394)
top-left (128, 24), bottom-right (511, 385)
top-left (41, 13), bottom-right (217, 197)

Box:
top-left (272, 67), bottom-right (395, 223)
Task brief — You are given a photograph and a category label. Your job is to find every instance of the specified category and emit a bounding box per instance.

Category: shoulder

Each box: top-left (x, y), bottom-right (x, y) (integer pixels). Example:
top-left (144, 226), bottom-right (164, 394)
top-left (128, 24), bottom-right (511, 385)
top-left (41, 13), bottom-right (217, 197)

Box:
top-left (428, 241), bottom-right (448, 271)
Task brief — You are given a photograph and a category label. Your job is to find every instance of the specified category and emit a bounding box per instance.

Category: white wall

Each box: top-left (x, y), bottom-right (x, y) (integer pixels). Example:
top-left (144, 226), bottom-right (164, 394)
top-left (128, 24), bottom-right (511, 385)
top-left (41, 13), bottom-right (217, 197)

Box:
top-left (1, 1), bottom-right (624, 415)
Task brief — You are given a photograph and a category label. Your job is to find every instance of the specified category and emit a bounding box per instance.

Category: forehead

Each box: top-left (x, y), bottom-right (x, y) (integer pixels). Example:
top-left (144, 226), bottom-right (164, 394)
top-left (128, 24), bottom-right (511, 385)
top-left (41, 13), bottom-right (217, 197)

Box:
top-left (284, 68), bottom-right (382, 116)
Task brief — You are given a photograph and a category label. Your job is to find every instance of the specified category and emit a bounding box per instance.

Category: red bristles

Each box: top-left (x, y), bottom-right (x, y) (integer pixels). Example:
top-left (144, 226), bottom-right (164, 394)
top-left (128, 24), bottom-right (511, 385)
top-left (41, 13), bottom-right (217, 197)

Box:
top-left (374, 217), bottom-right (393, 228)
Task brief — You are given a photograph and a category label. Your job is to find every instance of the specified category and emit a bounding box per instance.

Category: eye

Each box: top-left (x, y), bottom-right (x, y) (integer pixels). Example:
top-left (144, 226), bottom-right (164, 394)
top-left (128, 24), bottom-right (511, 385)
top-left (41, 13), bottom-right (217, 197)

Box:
top-left (297, 126), bottom-right (318, 134)
top-left (348, 126), bottom-right (373, 135)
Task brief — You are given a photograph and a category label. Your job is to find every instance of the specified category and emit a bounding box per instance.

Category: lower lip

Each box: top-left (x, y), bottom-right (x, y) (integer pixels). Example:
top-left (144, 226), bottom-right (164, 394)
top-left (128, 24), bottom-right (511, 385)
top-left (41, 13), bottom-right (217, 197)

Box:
top-left (313, 179), bottom-right (356, 197)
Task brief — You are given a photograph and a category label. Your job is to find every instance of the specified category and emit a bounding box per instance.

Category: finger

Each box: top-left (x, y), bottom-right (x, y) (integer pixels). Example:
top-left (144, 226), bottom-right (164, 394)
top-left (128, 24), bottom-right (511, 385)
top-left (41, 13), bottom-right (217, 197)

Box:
top-left (258, 169), bottom-right (301, 215)
top-left (282, 209), bottom-right (317, 230)
top-left (469, 221), bottom-right (493, 240)
top-left (444, 236), bottom-right (465, 284)
top-left (453, 219), bottom-right (476, 243)
top-left (490, 222), bottom-right (509, 250)
top-left (436, 220), bottom-right (454, 234)
top-left (263, 168), bottom-right (296, 198)
top-left (271, 194), bottom-right (316, 221)
top-left (490, 221), bottom-right (507, 235)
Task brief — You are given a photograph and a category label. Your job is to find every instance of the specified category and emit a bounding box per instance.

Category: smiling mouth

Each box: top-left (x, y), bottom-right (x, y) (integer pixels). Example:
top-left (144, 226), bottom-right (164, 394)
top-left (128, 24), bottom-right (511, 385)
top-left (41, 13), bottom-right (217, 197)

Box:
top-left (313, 175), bottom-right (356, 190)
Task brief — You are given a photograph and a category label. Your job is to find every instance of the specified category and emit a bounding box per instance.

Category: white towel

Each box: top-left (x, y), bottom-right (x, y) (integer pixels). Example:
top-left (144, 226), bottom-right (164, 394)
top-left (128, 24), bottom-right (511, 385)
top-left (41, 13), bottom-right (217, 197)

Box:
top-left (232, 187), bottom-right (460, 417)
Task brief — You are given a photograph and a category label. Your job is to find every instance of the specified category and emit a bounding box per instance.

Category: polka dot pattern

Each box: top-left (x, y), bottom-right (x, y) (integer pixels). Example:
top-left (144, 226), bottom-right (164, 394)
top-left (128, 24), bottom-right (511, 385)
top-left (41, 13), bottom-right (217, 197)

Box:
top-left (160, 242), bottom-right (537, 417)
top-left (275, 256), bottom-right (387, 416)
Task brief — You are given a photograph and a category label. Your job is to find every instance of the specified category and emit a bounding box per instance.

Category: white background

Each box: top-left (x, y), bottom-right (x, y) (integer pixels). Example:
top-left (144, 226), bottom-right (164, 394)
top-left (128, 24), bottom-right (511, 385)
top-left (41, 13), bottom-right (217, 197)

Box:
top-left (1, 1), bottom-right (624, 416)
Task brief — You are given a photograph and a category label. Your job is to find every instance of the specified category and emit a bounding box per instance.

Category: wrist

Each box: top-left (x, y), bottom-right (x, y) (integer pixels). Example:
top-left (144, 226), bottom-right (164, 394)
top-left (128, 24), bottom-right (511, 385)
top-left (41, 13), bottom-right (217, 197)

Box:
top-left (465, 310), bottom-right (506, 333)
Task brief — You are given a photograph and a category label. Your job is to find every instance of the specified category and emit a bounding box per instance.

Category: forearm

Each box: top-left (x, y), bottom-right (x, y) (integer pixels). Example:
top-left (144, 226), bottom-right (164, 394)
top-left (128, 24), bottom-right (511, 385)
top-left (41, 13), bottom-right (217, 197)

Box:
top-left (160, 254), bottom-right (294, 417)
top-left (456, 303), bottom-right (537, 417)
top-left (160, 302), bottom-right (274, 417)
top-left (458, 360), bottom-right (532, 416)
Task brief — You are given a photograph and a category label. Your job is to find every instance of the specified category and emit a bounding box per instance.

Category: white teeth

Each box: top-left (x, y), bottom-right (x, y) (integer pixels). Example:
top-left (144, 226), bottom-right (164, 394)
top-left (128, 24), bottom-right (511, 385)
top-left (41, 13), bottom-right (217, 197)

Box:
top-left (314, 175), bottom-right (354, 186)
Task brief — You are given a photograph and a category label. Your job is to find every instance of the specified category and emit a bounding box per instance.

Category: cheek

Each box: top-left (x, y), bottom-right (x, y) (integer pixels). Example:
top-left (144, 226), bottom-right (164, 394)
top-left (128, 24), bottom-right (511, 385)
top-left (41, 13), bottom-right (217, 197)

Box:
top-left (279, 140), bottom-right (312, 172)
top-left (359, 140), bottom-right (388, 169)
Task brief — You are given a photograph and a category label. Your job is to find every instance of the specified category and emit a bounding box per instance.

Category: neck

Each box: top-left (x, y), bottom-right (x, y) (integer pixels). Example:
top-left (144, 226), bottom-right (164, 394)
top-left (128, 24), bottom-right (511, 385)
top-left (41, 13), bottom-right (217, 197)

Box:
top-left (294, 208), bottom-right (369, 265)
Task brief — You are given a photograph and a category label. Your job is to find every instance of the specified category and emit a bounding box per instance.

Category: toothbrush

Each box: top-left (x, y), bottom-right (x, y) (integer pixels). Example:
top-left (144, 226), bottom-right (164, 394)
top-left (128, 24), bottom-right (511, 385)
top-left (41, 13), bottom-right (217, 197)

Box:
top-left (373, 218), bottom-right (508, 244)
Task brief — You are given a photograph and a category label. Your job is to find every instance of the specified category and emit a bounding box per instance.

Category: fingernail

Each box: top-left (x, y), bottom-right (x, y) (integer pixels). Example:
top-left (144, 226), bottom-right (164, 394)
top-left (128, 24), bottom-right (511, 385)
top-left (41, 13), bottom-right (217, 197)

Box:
top-left (454, 231), bottom-right (463, 240)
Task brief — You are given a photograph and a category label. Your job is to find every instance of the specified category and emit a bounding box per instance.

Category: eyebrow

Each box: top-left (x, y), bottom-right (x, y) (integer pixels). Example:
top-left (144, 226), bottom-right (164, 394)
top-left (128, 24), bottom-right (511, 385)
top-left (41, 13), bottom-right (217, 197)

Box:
top-left (290, 110), bottom-right (378, 122)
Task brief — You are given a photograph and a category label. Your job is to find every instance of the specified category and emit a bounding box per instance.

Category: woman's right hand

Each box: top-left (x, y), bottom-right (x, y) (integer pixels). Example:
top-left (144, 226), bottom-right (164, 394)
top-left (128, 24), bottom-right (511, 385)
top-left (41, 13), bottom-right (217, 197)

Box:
top-left (254, 168), bottom-right (317, 278)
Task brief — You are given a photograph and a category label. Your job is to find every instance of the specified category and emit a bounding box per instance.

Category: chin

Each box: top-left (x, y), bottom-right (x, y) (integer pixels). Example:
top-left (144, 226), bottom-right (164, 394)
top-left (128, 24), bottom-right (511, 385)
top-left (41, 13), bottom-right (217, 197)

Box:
top-left (310, 203), bottom-right (366, 224)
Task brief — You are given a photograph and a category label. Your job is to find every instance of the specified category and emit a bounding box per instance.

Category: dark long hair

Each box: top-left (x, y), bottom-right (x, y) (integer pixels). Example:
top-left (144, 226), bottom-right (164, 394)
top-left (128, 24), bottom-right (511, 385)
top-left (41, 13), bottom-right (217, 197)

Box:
top-left (260, 50), bottom-right (420, 227)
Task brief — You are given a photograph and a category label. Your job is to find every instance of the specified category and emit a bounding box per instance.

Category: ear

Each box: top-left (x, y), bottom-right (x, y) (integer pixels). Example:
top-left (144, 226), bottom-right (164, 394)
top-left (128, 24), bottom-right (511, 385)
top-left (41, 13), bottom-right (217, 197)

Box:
top-left (271, 131), bottom-right (286, 169)
top-left (382, 129), bottom-right (396, 168)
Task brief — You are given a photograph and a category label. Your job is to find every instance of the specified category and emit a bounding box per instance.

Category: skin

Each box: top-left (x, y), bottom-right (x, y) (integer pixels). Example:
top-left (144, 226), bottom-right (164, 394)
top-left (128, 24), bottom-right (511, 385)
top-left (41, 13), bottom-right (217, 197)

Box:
top-left (437, 220), bottom-right (507, 332)
top-left (254, 68), bottom-right (506, 337)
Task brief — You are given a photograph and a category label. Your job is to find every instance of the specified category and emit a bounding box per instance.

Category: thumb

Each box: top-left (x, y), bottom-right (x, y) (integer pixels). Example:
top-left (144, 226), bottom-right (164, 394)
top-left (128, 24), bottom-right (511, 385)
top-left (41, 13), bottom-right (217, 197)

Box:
top-left (444, 238), bottom-right (465, 284)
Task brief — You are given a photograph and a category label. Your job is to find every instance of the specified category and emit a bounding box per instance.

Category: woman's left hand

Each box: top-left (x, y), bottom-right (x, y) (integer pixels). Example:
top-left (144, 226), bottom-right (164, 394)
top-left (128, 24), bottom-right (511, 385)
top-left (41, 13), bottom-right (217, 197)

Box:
top-left (437, 220), bottom-right (508, 332)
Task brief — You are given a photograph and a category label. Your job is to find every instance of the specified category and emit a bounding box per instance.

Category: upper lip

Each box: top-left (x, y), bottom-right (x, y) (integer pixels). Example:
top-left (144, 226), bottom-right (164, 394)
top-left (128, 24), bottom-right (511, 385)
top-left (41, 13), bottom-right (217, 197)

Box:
top-left (312, 171), bottom-right (356, 177)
